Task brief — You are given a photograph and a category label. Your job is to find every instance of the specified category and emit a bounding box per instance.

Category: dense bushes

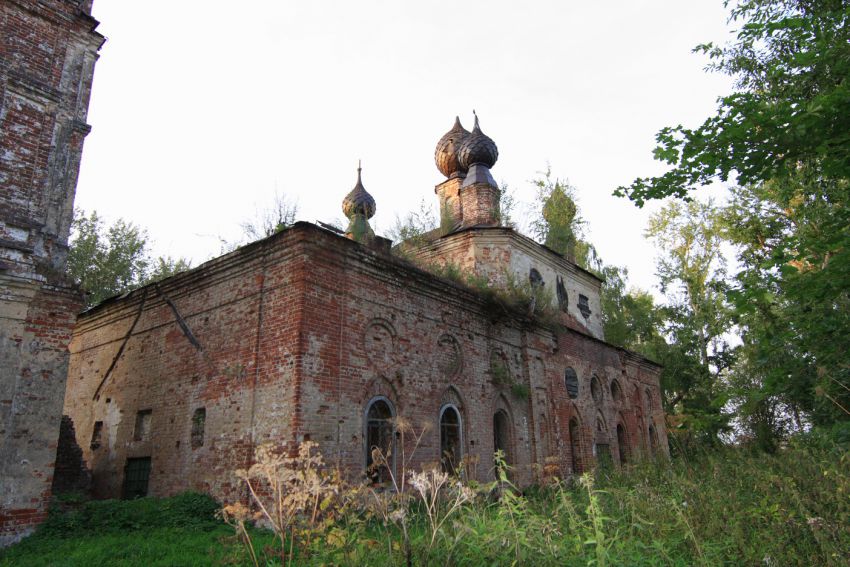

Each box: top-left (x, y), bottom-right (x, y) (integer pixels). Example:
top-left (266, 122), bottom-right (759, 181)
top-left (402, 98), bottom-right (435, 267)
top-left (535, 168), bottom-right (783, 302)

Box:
top-left (39, 491), bottom-right (221, 536)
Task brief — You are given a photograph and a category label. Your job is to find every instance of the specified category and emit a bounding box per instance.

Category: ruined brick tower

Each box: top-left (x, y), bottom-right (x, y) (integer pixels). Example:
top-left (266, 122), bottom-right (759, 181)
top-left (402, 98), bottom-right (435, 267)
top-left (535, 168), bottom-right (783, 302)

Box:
top-left (0, 0), bottom-right (104, 545)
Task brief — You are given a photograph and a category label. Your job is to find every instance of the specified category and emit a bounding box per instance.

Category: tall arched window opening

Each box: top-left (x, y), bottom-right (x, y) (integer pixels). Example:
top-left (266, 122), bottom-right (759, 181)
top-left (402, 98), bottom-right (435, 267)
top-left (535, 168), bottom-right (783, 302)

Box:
top-left (616, 423), bottom-right (628, 465)
top-left (493, 410), bottom-right (512, 475)
top-left (569, 418), bottom-right (581, 474)
top-left (366, 398), bottom-right (394, 484)
top-left (439, 405), bottom-right (462, 475)
top-left (648, 423), bottom-right (658, 456)
top-left (564, 368), bottom-right (579, 399)
top-left (611, 380), bottom-right (623, 405)
top-left (590, 375), bottom-right (603, 405)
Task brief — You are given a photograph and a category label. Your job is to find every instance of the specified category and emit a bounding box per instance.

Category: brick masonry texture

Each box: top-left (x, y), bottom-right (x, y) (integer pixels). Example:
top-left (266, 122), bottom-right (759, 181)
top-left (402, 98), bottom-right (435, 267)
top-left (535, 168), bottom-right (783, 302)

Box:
top-left (0, 0), bottom-right (103, 546)
top-left (62, 222), bottom-right (668, 504)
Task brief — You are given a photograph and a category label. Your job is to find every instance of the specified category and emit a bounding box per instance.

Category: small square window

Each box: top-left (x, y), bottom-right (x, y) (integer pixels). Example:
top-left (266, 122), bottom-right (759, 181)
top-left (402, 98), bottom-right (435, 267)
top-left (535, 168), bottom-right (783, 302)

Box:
top-left (134, 410), bottom-right (152, 441)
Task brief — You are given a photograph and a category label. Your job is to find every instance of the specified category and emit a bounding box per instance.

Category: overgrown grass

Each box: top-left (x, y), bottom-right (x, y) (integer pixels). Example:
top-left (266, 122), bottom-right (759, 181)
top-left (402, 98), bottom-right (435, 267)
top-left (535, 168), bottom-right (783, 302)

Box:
top-left (0, 492), bottom-right (274, 567)
top-left (2, 440), bottom-right (847, 566)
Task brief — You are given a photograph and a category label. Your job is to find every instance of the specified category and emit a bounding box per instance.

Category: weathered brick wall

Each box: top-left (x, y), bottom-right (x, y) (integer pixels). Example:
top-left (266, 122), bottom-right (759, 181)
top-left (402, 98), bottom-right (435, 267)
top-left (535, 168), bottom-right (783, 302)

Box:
top-left (64, 234), bottom-right (305, 502)
top-left (63, 223), bottom-right (665, 504)
top-left (459, 182), bottom-right (500, 228)
top-left (0, 0), bottom-right (103, 546)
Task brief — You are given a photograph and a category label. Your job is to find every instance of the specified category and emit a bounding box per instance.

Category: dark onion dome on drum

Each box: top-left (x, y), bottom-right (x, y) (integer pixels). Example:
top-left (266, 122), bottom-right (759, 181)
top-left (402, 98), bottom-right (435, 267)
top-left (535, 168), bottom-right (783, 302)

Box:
top-left (434, 116), bottom-right (470, 178)
top-left (342, 162), bottom-right (376, 219)
top-left (457, 112), bottom-right (498, 170)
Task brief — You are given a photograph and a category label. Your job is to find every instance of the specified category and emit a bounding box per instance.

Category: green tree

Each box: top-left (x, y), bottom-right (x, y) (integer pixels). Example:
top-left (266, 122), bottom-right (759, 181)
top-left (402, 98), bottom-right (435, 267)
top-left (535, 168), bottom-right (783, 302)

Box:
top-left (531, 168), bottom-right (584, 261)
top-left (618, 0), bottom-right (850, 440)
top-left (645, 200), bottom-right (735, 446)
top-left (617, 0), bottom-right (850, 205)
top-left (600, 265), bottom-right (666, 358)
top-left (722, 176), bottom-right (850, 436)
top-left (67, 209), bottom-right (190, 307)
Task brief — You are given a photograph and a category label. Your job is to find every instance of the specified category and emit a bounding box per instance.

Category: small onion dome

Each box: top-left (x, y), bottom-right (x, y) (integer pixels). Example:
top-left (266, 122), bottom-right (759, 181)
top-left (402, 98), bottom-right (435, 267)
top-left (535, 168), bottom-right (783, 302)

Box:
top-left (457, 113), bottom-right (498, 170)
top-left (342, 163), bottom-right (376, 219)
top-left (434, 116), bottom-right (470, 178)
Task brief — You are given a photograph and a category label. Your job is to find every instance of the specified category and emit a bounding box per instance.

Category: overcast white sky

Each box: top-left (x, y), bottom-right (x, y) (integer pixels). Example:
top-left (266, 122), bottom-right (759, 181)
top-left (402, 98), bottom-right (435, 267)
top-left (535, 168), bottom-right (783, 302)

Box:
top-left (76, 0), bottom-right (736, 294)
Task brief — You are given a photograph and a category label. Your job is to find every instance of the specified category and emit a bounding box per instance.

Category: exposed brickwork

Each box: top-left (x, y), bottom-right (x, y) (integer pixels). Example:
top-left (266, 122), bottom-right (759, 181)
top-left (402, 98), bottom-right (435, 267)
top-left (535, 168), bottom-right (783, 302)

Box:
top-left (459, 182), bottom-right (500, 228)
top-left (62, 222), bottom-right (667, 503)
top-left (0, 0), bottom-right (103, 546)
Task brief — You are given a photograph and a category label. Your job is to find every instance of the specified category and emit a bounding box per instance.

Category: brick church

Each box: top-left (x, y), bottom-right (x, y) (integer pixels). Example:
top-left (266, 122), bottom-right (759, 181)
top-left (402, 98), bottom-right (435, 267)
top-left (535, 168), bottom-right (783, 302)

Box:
top-left (59, 113), bottom-right (668, 502)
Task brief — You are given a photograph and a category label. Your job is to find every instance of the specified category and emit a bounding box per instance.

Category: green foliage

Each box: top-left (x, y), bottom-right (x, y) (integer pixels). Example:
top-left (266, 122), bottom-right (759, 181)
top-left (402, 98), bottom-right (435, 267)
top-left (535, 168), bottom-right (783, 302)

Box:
top-left (495, 182), bottom-right (518, 228)
top-left (67, 209), bottom-right (191, 307)
top-left (722, 173), bottom-right (850, 439)
top-left (39, 491), bottom-right (220, 536)
top-left (386, 198), bottom-right (438, 247)
top-left (531, 168), bottom-right (584, 259)
top-left (617, 0), bottom-right (850, 206)
top-left (616, 0), bottom-right (850, 446)
top-left (240, 190), bottom-right (299, 242)
top-left (0, 492), bottom-right (252, 567)
top-left (4, 444), bottom-right (848, 566)
top-left (645, 200), bottom-right (734, 445)
top-left (599, 265), bottom-right (665, 358)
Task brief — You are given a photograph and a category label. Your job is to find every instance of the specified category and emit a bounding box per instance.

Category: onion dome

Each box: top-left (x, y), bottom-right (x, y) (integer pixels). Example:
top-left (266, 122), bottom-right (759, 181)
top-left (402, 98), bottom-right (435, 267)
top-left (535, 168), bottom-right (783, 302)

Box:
top-left (457, 113), bottom-right (498, 170)
top-left (434, 116), bottom-right (470, 178)
top-left (342, 163), bottom-right (376, 220)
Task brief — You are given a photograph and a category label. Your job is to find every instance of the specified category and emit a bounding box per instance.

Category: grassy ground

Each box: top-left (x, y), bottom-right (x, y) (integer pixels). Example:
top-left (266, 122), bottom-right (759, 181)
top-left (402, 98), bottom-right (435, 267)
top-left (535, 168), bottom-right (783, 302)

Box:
top-left (1, 438), bottom-right (847, 566)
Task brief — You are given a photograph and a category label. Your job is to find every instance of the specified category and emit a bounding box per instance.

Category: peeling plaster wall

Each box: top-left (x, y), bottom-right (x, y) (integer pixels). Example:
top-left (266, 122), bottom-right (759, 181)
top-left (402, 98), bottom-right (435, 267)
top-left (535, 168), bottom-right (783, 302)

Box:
top-left (412, 228), bottom-right (606, 339)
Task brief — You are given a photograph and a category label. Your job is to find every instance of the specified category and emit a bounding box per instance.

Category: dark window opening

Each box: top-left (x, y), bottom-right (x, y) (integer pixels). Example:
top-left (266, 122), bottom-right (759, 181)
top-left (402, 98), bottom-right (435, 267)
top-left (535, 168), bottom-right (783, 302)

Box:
top-left (134, 410), bottom-right (152, 441)
top-left (556, 275), bottom-right (569, 312)
top-left (591, 375), bottom-right (603, 405)
top-left (366, 399), bottom-right (394, 484)
top-left (90, 421), bottom-right (103, 450)
top-left (569, 418), bottom-right (581, 474)
top-left (645, 388), bottom-right (654, 412)
top-left (616, 424), bottom-right (628, 464)
top-left (529, 268), bottom-right (544, 288)
top-left (578, 294), bottom-right (591, 319)
top-left (564, 368), bottom-right (579, 399)
top-left (493, 410), bottom-right (512, 476)
top-left (611, 380), bottom-right (623, 404)
top-left (595, 443), bottom-right (613, 470)
top-left (440, 406), bottom-right (462, 475)
top-left (191, 408), bottom-right (206, 449)
top-left (648, 424), bottom-right (658, 455)
top-left (122, 457), bottom-right (151, 499)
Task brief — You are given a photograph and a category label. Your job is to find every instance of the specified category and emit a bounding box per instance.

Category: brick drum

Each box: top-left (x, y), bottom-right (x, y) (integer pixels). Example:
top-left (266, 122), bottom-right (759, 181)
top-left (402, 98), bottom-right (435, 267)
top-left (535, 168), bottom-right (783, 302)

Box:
top-left (0, 0), bottom-right (103, 546)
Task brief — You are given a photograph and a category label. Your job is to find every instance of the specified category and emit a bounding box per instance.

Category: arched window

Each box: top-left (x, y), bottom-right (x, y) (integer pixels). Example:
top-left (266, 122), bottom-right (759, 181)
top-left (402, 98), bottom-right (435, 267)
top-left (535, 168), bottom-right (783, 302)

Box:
top-left (564, 368), bottom-right (579, 399)
top-left (616, 423), bottom-right (628, 465)
top-left (569, 418), bottom-right (581, 474)
top-left (439, 405), bottom-right (462, 475)
top-left (591, 375), bottom-right (603, 405)
top-left (365, 397), bottom-right (395, 484)
top-left (493, 410), bottom-right (512, 474)
top-left (648, 423), bottom-right (658, 456)
top-left (611, 380), bottom-right (623, 405)
top-left (645, 387), bottom-right (653, 412)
